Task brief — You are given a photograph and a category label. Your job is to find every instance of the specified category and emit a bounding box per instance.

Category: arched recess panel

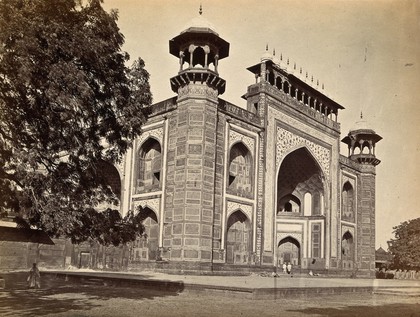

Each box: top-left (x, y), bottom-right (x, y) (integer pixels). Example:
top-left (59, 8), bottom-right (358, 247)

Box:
top-left (132, 207), bottom-right (159, 261)
top-left (277, 147), bottom-right (324, 216)
top-left (341, 231), bottom-right (355, 269)
top-left (96, 160), bottom-right (122, 201)
top-left (226, 210), bottom-right (251, 265)
top-left (278, 236), bottom-right (301, 266)
top-left (136, 138), bottom-right (162, 194)
top-left (342, 182), bottom-right (355, 222)
top-left (304, 192), bottom-right (312, 216)
top-left (277, 194), bottom-right (301, 213)
top-left (312, 191), bottom-right (321, 215)
top-left (228, 142), bottom-right (253, 198)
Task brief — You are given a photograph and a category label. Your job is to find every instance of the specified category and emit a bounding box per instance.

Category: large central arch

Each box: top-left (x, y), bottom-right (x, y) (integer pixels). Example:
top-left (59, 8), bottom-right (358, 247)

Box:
top-left (277, 147), bottom-right (325, 216)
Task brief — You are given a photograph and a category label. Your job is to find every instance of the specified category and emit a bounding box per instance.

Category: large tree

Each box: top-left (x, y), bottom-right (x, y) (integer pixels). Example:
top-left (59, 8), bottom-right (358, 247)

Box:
top-left (0, 0), bottom-right (152, 245)
top-left (388, 217), bottom-right (420, 269)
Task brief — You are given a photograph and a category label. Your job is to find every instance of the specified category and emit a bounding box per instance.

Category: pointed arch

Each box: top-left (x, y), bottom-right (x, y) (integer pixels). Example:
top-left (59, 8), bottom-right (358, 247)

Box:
top-left (312, 190), bottom-right (321, 215)
top-left (277, 193), bottom-right (301, 214)
top-left (341, 231), bottom-right (355, 269)
top-left (85, 160), bottom-right (121, 211)
top-left (192, 46), bottom-right (205, 68)
top-left (226, 210), bottom-right (252, 265)
top-left (283, 81), bottom-right (290, 94)
top-left (277, 147), bottom-right (325, 216)
top-left (95, 160), bottom-right (121, 200)
top-left (276, 76), bottom-right (282, 90)
top-left (133, 207), bottom-right (159, 261)
top-left (136, 137), bottom-right (162, 194)
top-left (342, 181), bottom-right (355, 222)
top-left (278, 236), bottom-right (301, 266)
top-left (227, 141), bottom-right (253, 198)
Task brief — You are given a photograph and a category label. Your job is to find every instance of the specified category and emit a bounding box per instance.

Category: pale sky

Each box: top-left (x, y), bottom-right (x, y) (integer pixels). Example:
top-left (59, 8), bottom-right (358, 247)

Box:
top-left (103, 0), bottom-right (420, 249)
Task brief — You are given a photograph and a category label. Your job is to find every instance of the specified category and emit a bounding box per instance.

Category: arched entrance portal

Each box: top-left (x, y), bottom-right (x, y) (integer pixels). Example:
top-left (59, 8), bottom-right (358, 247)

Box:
top-left (226, 210), bottom-right (251, 264)
top-left (277, 147), bottom-right (324, 216)
top-left (278, 237), bottom-right (301, 266)
top-left (341, 231), bottom-right (355, 269)
top-left (132, 207), bottom-right (159, 261)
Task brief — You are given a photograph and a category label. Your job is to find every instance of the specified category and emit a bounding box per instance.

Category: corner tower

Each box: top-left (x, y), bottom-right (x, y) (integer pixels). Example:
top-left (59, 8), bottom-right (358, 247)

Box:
top-left (341, 114), bottom-right (382, 275)
top-left (169, 9), bottom-right (229, 96)
top-left (163, 9), bottom-right (230, 264)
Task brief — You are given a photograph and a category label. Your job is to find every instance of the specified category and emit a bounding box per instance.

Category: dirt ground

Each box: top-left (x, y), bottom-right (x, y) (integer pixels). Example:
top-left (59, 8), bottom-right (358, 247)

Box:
top-left (0, 272), bottom-right (419, 317)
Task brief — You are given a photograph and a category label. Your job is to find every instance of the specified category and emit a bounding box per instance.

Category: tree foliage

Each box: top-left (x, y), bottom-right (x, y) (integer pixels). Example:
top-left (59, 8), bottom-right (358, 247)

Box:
top-left (0, 0), bottom-right (152, 245)
top-left (388, 217), bottom-right (420, 269)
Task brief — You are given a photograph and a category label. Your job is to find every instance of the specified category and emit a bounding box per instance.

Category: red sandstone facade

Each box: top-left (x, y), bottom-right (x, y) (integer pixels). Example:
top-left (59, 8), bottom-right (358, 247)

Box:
top-left (103, 14), bottom-right (382, 276)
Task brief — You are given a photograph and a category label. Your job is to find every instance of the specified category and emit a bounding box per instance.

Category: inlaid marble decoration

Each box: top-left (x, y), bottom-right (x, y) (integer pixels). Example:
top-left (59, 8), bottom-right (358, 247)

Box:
top-left (178, 84), bottom-right (219, 99)
top-left (229, 129), bottom-right (255, 152)
top-left (276, 127), bottom-right (330, 180)
top-left (133, 198), bottom-right (160, 215)
top-left (277, 232), bottom-right (302, 246)
top-left (137, 127), bottom-right (164, 148)
top-left (342, 225), bottom-right (355, 238)
top-left (227, 201), bottom-right (252, 221)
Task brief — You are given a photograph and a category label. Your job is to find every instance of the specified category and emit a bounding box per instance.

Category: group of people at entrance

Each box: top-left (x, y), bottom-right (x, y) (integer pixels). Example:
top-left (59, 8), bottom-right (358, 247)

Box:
top-left (282, 262), bottom-right (293, 275)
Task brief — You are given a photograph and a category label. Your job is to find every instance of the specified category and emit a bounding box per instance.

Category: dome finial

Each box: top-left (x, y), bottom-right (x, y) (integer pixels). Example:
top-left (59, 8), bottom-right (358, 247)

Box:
top-left (360, 111), bottom-right (363, 119)
top-left (199, 4), bottom-right (203, 15)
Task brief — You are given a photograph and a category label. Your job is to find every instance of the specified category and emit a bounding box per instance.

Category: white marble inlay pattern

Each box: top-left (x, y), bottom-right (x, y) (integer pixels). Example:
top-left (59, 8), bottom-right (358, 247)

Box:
top-left (276, 127), bottom-right (330, 180)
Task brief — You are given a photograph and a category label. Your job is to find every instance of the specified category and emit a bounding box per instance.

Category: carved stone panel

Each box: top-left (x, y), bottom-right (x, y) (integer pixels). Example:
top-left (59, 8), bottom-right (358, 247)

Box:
top-left (276, 232), bottom-right (302, 246)
top-left (276, 127), bottom-right (330, 180)
top-left (178, 84), bottom-right (219, 99)
top-left (137, 128), bottom-right (164, 149)
top-left (229, 130), bottom-right (255, 152)
top-left (342, 225), bottom-right (355, 238)
top-left (133, 198), bottom-right (161, 216)
top-left (226, 201), bottom-right (253, 222)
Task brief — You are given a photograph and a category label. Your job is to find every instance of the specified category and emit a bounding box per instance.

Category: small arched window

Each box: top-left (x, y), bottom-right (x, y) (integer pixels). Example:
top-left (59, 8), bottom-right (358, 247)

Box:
top-left (228, 142), bottom-right (253, 198)
top-left (276, 77), bottom-right (282, 90)
top-left (304, 192), bottom-right (312, 216)
top-left (283, 81), bottom-right (290, 95)
top-left (312, 191), bottom-right (321, 215)
top-left (342, 182), bottom-right (355, 222)
top-left (192, 46), bottom-right (205, 68)
top-left (136, 138), bottom-right (162, 194)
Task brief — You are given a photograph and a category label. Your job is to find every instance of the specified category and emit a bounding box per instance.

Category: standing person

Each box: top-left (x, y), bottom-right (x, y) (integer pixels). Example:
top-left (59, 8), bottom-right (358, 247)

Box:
top-left (287, 262), bottom-right (292, 275)
top-left (27, 263), bottom-right (41, 289)
top-left (282, 262), bottom-right (287, 274)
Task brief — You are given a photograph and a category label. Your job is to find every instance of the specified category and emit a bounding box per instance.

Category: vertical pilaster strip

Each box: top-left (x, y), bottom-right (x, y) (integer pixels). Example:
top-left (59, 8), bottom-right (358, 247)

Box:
top-left (159, 117), bottom-right (169, 247)
top-left (221, 121), bottom-right (230, 251)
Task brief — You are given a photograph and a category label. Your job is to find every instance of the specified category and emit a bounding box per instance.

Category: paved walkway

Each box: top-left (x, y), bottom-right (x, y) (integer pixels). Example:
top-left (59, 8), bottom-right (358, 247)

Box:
top-left (41, 269), bottom-right (420, 298)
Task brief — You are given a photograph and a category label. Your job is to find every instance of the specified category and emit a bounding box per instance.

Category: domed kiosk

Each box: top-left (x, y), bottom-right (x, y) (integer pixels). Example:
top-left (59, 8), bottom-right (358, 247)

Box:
top-left (342, 113), bottom-right (382, 166)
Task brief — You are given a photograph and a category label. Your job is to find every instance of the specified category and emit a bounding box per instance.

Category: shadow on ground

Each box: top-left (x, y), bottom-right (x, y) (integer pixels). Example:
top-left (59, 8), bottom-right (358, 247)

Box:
top-left (287, 303), bottom-right (420, 317)
top-left (0, 272), bottom-right (184, 317)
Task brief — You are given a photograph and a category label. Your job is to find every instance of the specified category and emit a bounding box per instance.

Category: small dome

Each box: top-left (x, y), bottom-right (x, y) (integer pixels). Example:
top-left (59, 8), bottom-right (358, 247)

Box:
top-left (351, 119), bottom-right (370, 131)
top-left (261, 47), bottom-right (273, 62)
top-left (350, 113), bottom-right (375, 133)
top-left (181, 14), bottom-right (218, 35)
